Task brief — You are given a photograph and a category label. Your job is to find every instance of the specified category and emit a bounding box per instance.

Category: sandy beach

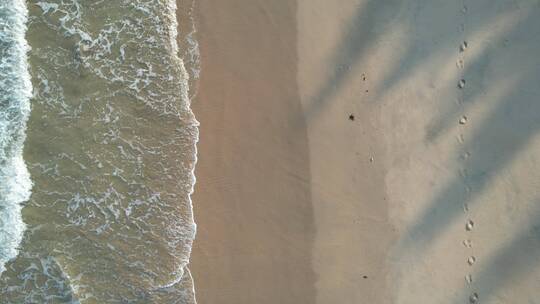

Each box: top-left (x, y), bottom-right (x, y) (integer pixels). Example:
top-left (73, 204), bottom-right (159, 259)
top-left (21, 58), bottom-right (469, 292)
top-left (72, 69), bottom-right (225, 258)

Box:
top-left (189, 0), bottom-right (540, 303)
top-left (189, 1), bottom-right (393, 302)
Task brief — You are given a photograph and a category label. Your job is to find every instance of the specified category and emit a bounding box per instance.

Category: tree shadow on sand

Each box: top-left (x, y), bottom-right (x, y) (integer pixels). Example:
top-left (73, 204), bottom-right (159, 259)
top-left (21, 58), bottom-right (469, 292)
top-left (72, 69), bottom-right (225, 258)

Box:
top-left (305, 0), bottom-right (540, 301)
top-left (453, 206), bottom-right (540, 303)
top-left (394, 7), bottom-right (540, 259)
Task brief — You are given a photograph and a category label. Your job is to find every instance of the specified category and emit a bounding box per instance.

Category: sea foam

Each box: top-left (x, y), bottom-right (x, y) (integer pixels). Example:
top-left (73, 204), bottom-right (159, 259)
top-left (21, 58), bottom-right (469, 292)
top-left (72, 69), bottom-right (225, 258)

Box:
top-left (0, 0), bottom-right (32, 274)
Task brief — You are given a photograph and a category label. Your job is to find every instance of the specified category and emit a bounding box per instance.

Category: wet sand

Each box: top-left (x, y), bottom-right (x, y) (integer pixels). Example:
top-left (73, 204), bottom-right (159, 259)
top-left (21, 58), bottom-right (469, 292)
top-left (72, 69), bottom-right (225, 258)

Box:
top-left (189, 0), bottom-right (315, 303)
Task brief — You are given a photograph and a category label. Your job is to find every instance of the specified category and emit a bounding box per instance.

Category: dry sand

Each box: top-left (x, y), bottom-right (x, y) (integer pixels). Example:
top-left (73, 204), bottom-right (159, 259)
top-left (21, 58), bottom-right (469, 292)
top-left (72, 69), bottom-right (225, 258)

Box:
top-left (189, 0), bottom-right (540, 303)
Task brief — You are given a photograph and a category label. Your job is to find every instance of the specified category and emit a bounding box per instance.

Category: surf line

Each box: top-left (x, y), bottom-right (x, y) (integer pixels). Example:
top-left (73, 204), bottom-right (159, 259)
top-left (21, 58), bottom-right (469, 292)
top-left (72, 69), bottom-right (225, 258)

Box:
top-left (0, 0), bottom-right (33, 274)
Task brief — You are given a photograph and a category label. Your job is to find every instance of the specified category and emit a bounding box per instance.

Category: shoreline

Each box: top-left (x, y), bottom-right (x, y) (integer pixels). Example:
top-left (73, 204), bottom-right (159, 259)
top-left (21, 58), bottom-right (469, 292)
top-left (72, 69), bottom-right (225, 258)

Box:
top-left (175, 1), bottom-right (201, 303)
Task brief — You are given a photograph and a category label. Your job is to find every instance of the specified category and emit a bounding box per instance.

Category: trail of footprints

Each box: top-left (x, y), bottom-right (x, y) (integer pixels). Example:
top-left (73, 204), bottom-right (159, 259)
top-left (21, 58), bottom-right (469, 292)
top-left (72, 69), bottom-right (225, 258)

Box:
top-left (458, 3), bottom-right (478, 303)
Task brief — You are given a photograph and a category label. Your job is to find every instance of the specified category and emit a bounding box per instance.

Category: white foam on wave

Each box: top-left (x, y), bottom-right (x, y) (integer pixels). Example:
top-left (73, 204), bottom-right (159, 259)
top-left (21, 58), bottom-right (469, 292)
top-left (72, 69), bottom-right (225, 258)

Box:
top-left (159, 0), bottom-right (200, 301)
top-left (0, 0), bottom-right (33, 274)
top-left (35, 2), bottom-right (59, 15)
top-left (185, 0), bottom-right (201, 82)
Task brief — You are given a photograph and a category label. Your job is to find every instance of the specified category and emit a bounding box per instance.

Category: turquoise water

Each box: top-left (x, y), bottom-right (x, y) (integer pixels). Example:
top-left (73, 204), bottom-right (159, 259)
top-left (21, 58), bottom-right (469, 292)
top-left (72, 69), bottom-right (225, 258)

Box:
top-left (0, 0), bottom-right (199, 303)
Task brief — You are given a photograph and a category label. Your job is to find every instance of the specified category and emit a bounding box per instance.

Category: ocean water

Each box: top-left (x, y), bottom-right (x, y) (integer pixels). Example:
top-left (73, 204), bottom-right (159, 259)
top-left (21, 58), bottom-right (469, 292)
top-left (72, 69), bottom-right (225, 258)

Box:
top-left (0, 0), bottom-right (199, 303)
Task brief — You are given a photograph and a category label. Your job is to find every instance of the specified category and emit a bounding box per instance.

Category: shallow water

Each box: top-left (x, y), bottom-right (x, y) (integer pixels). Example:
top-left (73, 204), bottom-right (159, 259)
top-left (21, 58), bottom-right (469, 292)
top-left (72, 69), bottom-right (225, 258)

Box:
top-left (0, 0), bottom-right (199, 303)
